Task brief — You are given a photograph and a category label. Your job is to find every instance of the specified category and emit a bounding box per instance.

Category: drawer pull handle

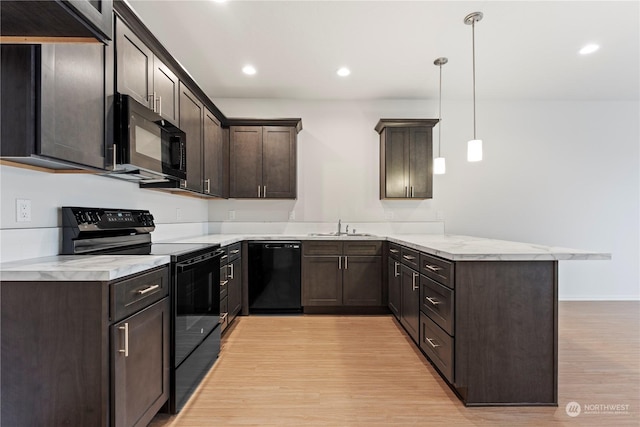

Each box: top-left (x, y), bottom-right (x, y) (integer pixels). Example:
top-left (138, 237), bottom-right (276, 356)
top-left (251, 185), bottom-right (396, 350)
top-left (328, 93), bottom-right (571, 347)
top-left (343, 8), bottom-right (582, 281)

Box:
top-left (137, 284), bottom-right (160, 295)
top-left (118, 323), bottom-right (129, 357)
top-left (426, 296), bottom-right (440, 305)
top-left (220, 280), bottom-right (229, 287)
top-left (230, 249), bottom-right (240, 254)
top-left (425, 337), bottom-right (440, 348)
top-left (390, 249), bottom-right (399, 254)
top-left (221, 254), bottom-right (228, 260)
top-left (403, 255), bottom-right (416, 261)
top-left (425, 264), bottom-right (442, 272)
top-left (220, 313), bottom-right (228, 323)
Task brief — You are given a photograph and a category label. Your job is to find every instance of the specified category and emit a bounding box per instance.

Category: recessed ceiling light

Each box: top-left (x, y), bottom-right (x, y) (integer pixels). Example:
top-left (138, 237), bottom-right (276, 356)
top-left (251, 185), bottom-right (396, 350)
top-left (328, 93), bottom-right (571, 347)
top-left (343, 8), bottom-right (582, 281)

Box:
top-left (242, 65), bottom-right (256, 75)
top-left (336, 67), bottom-right (351, 77)
top-left (579, 44), bottom-right (600, 55)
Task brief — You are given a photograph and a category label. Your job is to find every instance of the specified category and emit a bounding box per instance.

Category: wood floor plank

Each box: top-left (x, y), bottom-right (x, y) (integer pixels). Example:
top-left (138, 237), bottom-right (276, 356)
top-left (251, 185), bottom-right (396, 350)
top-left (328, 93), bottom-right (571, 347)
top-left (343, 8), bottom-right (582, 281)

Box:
top-left (150, 302), bottom-right (639, 426)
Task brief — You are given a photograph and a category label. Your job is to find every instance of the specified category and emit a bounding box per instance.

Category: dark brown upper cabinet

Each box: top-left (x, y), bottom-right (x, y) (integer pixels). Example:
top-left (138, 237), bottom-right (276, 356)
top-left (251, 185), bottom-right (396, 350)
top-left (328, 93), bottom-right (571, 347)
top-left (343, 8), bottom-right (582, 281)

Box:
top-left (1, 44), bottom-right (106, 171)
top-left (0, 0), bottom-right (112, 43)
top-left (375, 119), bottom-right (438, 200)
top-left (115, 17), bottom-right (179, 123)
top-left (179, 83), bottom-right (204, 193)
top-left (203, 109), bottom-right (229, 198)
top-left (229, 120), bottom-right (301, 199)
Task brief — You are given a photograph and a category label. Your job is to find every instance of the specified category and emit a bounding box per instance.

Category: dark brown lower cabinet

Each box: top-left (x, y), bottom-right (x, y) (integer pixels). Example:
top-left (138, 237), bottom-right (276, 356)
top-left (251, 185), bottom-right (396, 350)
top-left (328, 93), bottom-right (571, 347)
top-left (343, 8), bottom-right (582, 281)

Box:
top-left (388, 257), bottom-right (401, 318)
top-left (302, 241), bottom-right (382, 308)
top-left (400, 264), bottom-right (420, 344)
top-left (228, 256), bottom-right (242, 320)
top-left (112, 298), bottom-right (169, 427)
top-left (0, 267), bottom-right (170, 426)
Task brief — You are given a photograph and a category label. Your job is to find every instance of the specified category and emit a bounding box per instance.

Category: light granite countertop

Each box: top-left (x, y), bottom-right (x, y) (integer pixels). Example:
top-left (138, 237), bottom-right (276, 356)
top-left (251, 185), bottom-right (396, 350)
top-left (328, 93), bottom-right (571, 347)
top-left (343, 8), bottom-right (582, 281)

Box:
top-left (0, 233), bottom-right (609, 282)
top-left (0, 255), bottom-right (170, 282)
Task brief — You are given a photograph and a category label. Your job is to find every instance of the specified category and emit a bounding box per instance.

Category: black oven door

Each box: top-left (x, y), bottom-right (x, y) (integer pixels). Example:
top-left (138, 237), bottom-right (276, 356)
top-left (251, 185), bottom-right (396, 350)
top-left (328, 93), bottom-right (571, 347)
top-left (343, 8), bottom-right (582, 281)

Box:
top-left (174, 250), bottom-right (223, 367)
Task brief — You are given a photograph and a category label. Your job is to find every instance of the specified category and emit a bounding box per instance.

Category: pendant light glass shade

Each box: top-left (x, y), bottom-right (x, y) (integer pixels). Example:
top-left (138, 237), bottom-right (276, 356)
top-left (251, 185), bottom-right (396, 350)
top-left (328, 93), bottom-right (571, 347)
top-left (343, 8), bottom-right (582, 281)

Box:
top-left (465, 12), bottom-right (483, 163)
top-left (433, 57), bottom-right (448, 175)
top-left (467, 139), bottom-right (482, 162)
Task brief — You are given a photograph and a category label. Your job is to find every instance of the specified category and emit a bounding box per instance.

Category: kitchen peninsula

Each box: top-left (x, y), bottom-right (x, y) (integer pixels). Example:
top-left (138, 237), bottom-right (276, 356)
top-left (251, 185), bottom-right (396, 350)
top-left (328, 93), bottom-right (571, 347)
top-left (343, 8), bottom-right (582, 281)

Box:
top-left (1, 231), bottom-right (609, 414)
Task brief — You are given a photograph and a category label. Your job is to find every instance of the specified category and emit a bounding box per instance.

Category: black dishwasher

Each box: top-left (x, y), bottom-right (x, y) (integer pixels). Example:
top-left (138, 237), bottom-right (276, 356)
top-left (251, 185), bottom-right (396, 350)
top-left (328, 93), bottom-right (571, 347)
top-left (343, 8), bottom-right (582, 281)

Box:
top-left (248, 241), bottom-right (302, 313)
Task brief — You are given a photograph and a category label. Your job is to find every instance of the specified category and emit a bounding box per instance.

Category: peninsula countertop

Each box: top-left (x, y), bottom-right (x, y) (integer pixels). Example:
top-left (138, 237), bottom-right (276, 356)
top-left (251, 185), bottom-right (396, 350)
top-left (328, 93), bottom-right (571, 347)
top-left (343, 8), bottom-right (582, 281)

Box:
top-left (0, 233), bottom-right (609, 281)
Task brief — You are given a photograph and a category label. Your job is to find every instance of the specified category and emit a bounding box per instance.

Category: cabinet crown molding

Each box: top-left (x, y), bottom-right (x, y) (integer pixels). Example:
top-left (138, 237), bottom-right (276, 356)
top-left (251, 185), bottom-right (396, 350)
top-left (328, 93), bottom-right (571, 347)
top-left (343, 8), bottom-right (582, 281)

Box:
top-left (375, 119), bottom-right (439, 134)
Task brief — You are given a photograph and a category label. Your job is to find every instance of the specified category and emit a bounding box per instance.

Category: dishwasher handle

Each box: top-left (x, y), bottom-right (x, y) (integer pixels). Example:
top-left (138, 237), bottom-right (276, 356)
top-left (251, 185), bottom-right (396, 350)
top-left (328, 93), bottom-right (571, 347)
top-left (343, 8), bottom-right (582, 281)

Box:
top-left (262, 243), bottom-right (300, 249)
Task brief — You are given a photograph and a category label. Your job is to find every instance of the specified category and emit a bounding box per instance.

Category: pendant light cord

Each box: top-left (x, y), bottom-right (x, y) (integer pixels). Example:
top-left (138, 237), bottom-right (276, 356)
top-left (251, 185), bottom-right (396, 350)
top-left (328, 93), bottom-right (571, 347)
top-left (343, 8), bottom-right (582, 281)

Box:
top-left (438, 62), bottom-right (442, 157)
top-left (472, 20), bottom-right (477, 140)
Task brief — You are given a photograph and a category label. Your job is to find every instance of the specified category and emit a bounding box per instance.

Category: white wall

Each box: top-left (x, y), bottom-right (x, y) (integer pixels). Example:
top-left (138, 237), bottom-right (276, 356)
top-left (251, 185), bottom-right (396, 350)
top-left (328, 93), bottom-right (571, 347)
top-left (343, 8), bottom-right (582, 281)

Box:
top-left (1, 97), bottom-right (637, 300)
top-left (214, 98), bottom-right (639, 300)
top-left (0, 166), bottom-right (209, 260)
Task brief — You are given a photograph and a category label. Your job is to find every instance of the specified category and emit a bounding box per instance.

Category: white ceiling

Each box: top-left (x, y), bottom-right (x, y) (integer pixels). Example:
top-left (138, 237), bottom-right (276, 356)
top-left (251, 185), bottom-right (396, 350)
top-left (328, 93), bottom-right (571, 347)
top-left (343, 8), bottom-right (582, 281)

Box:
top-left (126, 0), bottom-right (639, 101)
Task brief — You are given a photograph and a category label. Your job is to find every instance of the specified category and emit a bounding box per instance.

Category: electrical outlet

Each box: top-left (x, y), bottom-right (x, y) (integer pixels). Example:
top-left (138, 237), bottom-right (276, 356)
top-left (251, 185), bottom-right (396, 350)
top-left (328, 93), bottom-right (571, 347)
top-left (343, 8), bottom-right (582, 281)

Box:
top-left (289, 211), bottom-right (295, 220)
top-left (16, 199), bottom-right (31, 222)
top-left (385, 211), bottom-right (394, 220)
top-left (229, 210), bottom-right (236, 220)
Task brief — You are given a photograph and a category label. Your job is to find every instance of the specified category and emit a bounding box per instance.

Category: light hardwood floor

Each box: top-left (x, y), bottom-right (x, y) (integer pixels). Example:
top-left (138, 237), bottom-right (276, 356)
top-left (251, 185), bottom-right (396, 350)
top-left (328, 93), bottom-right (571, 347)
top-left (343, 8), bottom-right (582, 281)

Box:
top-left (150, 302), bottom-right (639, 426)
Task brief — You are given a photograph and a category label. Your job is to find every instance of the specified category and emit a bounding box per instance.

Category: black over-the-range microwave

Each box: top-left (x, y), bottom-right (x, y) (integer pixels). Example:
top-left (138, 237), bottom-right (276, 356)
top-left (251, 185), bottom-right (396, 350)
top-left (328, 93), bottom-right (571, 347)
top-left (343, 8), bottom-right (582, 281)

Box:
top-left (112, 93), bottom-right (186, 182)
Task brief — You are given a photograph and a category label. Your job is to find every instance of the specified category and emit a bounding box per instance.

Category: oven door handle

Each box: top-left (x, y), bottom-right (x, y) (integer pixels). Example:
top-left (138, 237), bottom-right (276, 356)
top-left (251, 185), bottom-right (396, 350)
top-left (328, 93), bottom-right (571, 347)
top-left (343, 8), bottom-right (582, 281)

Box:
top-left (176, 249), bottom-right (224, 273)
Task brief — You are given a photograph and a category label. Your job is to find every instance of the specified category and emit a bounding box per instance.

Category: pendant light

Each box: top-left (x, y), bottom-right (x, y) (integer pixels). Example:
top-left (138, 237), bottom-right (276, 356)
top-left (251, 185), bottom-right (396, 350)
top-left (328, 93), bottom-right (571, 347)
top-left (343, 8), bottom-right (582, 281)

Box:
top-left (433, 57), bottom-right (448, 175)
top-left (464, 11), bottom-right (483, 162)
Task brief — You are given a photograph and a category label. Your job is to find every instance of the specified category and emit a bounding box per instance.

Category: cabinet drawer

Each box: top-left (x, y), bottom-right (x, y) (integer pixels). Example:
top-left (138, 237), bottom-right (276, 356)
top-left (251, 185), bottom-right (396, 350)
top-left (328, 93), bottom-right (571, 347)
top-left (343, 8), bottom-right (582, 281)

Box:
top-left (420, 253), bottom-right (454, 288)
top-left (344, 240), bottom-right (382, 256)
top-left (400, 247), bottom-right (420, 269)
top-left (420, 313), bottom-right (454, 383)
top-left (112, 267), bottom-right (169, 322)
top-left (227, 242), bottom-right (241, 262)
top-left (388, 242), bottom-right (401, 261)
top-left (420, 275), bottom-right (454, 335)
top-left (303, 241), bottom-right (343, 256)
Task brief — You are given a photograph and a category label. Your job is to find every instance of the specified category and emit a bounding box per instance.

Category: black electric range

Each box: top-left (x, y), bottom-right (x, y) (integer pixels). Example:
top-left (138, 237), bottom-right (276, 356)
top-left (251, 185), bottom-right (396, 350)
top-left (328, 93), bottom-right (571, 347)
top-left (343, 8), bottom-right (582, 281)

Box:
top-left (61, 206), bottom-right (223, 414)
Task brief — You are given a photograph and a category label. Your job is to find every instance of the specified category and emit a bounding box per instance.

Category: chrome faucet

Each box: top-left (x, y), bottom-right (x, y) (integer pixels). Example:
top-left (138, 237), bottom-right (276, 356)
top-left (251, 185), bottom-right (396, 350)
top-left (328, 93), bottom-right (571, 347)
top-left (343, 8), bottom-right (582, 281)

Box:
top-left (337, 219), bottom-right (342, 235)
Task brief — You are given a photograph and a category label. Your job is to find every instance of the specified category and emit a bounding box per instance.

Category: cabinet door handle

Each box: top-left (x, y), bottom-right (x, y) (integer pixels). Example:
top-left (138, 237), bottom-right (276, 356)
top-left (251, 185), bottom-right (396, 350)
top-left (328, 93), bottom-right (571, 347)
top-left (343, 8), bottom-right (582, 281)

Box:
top-left (205, 178), bottom-right (211, 194)
top-left (118, 323), bottom-right (129, 357)
top-left (412, 272), bottom-right (419, 291)
top-left (263, 185), bottom-right (267, 198)
top-left (137, 284), bottom-right (160, 295)
top-left (425, 296), bottom-right (440, 306)
top-left (411, 186), bottom-right (414, 197)
top-left (158, 95), bottom-right (162, 116)
top-left (229, 263), bottom-right (234, 279)
top-left (338, 256), bottom-right (342, 270)
top-left (258, 186), bottom-right (261, 198)
top-left (148, 93), bottom-right (155, 111)
top-left (112, 143), bottom-right (118, 170)
top-left (394, 261), bottom-right (399, 277)
top-left (405, 186), bottom-right (408, 197)
top-left (219, 313), bottom-right (228, 324)
top-left (403, 254), bottom-right (416, 261)
top-left (425, 264), bottom-right (442, 272)
top-left (425, 336), bottom-right (440, 348)
top-left (345, 256), bottom-right (348, 270)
